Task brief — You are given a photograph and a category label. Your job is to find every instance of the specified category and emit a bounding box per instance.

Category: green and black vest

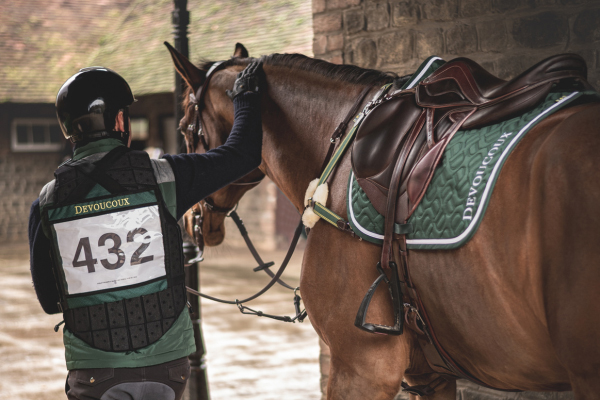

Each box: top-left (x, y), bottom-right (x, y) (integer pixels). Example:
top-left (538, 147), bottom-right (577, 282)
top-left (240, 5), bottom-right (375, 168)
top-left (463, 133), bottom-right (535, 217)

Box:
top-left (40, 140), bottom-right (195, 369)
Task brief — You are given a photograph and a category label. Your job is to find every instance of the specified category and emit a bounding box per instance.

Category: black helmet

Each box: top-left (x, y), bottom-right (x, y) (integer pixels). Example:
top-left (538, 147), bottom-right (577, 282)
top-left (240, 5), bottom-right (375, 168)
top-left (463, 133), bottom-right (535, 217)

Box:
top-left (55, 67), bottom-right (135, 142)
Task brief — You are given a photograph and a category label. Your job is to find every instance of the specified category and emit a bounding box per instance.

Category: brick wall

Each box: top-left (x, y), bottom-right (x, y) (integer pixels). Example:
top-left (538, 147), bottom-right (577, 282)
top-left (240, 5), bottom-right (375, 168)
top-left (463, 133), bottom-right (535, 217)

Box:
top-left (313, 0), bottom-right (600, 89)
top-left (312, 0), bottom-right (595, 398)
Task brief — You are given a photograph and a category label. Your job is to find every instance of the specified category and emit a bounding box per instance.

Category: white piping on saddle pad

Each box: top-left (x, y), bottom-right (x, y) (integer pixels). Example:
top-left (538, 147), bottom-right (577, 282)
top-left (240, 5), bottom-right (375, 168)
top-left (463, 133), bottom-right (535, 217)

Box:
top-left (406, 57), bottom-right (443, 89)
top-left (407, 91), bottom-right (579, 246)
top-left (347, 92), bottom-right (579, 245)
top-left (348, 172), bottom-right (384, 241)
top-left (302, 178), bottom-right (329, 228)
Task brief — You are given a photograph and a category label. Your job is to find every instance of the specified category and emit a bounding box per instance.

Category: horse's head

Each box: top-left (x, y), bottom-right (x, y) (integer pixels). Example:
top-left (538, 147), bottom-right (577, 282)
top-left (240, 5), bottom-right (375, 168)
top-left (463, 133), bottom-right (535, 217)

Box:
top-left (165, 42), bottom-right (264, 248)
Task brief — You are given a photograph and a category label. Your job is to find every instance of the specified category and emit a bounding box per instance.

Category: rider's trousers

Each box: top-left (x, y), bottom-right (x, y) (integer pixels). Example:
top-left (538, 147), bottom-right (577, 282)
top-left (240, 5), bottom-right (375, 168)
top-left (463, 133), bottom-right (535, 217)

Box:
top-left (66, 357), bottom-right (190, 400)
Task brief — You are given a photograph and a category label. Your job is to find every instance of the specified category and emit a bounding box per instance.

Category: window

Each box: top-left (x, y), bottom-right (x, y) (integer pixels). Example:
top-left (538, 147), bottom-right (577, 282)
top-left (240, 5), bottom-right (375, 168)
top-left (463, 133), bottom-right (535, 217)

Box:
top-left (11, 118), bottom-right (63, 152)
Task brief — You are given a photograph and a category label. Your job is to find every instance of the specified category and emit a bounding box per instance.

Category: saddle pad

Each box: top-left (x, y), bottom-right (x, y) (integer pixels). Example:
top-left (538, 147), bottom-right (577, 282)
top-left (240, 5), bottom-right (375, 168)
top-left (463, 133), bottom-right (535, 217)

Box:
top-left (348, 89), bottom-right (599, 249)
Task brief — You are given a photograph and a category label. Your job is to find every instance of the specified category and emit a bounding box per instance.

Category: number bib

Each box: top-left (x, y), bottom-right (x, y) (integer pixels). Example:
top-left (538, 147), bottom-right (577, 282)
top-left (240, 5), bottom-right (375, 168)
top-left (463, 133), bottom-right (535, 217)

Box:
top-left (46, 190), bottom-right (169, 297)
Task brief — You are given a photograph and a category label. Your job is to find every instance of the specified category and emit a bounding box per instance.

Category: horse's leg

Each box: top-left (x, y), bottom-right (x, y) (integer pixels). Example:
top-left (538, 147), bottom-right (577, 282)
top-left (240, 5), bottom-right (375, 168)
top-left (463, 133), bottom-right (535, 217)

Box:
top-left (536, 104), bottom-right (600, 399)
top-left (301, 223), bottom-right (410, 400)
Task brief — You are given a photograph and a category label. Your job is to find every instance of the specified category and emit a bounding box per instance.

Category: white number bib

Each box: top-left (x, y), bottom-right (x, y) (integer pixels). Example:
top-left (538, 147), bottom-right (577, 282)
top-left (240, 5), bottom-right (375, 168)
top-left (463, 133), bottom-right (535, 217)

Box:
top-left (54, 205), bottom-right (166, 295)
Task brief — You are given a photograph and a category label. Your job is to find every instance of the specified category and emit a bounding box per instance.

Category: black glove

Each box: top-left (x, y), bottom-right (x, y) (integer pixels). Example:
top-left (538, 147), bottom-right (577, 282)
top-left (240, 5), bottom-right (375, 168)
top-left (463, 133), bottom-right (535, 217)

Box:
top-left (226, 61), bottom-right (263, 100)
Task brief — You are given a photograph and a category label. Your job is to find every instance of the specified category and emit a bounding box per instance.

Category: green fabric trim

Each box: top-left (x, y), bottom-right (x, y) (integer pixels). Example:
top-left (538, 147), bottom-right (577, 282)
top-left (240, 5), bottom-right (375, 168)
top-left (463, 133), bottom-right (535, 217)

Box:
top-left (313, 202), bottom-right (342, 226)
top-left (158, 181), bottom-right (177, 219)
top-left (400, 56), bottom-right (446, 90)
top-left (73, 139), bottom-right (125, 160)
top-left (85, 184), bottom-right (111, 198)
top-left (66, 279), bottom-right (167, 309)
top-left (319, 125), bottom-right (359, 185)
top-left (63, 308), bottom-right (196, 370)
top-left (347, 89), bottom-right (600, 249)
top-left (319, 83), bottom-right (394, 186)
top-left (406, 90), bottom-right (598, 249)
top-left (47, 191), bottom-right (158, 222)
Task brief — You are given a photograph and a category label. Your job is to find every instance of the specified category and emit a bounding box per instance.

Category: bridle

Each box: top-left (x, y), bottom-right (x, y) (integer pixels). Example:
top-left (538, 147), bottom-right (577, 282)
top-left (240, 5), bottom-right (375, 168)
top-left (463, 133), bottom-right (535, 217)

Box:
top-left (183, 59), bottom-right (306, 322)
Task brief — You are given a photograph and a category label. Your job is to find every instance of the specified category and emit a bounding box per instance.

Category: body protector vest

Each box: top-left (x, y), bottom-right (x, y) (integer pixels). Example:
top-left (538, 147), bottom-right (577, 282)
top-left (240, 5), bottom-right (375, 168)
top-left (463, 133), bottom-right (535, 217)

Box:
top-left (42, 147), bottom-right (187, 352)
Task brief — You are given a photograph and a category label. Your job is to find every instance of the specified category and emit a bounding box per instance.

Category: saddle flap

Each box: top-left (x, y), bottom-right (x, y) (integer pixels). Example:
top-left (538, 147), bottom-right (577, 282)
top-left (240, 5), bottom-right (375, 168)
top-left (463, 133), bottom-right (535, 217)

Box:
top-left (352, 93), bottom-right (422, 181)
top-left (404, 108), bottom-right (476, 221)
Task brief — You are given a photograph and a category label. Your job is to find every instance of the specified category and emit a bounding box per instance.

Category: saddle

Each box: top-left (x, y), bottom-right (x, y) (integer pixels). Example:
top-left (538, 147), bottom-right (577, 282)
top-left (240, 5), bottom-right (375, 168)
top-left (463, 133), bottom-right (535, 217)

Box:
top-left (351, 53), bottom-right (590, 225)
top-left (349, 54), bottom-right (591, 393)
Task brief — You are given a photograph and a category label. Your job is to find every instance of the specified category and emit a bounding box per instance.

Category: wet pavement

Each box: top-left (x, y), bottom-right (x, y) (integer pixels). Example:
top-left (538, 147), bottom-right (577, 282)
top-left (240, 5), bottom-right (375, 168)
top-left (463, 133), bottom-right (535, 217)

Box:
top-left (0, 243), bottom-right (321, 400)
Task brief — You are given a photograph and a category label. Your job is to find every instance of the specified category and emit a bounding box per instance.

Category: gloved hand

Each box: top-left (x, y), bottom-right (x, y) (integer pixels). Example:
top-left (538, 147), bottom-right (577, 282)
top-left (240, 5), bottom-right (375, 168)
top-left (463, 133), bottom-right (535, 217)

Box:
top-left (226, 61), bottom-right (263, 100)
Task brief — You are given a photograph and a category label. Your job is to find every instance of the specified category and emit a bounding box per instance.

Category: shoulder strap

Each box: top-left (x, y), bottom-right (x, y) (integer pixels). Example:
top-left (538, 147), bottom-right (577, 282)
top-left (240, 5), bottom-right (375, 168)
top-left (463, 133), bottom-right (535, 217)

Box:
top-left (58, 146), bottom-right (129, 204)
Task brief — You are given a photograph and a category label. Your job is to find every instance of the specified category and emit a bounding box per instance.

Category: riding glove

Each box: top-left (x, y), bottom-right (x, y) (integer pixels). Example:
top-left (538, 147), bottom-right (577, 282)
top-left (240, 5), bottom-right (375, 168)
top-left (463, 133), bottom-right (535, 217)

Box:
top-left (226, 61), bottom-right (263, 100)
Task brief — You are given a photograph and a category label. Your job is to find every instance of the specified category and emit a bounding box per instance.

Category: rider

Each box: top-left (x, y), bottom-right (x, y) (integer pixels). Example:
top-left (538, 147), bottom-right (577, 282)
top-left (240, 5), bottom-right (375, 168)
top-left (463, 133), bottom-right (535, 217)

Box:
top-left (28, 63), bottom-right (263, 400)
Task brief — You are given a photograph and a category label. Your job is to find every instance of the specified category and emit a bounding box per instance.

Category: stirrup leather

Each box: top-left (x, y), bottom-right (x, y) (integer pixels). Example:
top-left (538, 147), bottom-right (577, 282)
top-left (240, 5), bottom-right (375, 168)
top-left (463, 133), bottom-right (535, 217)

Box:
top-left (401, 375), bottom-right (452, 397)
top-left (354, 262), bottom-right (404, 335)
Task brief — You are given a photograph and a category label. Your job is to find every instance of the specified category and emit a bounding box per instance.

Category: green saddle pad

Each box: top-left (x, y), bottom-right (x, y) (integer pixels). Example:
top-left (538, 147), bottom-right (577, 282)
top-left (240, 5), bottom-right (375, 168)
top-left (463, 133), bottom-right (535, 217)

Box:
top-left (347, 58), bottom-right (599, 250)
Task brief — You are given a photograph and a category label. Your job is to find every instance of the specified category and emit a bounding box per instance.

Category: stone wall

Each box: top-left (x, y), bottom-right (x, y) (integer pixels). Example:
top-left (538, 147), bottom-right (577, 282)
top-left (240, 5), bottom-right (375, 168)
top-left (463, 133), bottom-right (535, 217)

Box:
top-left (0, 152), bottom-right (61, 243)
top-left (312, 0), bottom-right (596, 398)
top-left (313, 0), bottom-right (600, 89)
top-left (0, 103), bottom-right (62, 244)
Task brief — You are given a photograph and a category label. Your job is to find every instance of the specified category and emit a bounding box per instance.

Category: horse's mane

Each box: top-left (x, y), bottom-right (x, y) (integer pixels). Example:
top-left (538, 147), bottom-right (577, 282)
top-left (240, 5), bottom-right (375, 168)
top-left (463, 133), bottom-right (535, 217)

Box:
top-left (182, 54), bottom-right (397, 110)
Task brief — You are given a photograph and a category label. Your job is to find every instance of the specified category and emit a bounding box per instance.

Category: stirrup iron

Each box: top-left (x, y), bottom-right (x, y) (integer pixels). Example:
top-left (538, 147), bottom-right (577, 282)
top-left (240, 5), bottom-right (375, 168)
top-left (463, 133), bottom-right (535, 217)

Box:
top-left (354, 262), bottom-right (404, 335)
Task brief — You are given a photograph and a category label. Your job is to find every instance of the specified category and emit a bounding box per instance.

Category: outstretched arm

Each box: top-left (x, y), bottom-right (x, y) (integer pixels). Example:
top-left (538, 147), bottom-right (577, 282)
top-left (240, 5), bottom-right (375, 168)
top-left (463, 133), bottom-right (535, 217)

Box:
top-left (163, 91), bottom-right (263, 220)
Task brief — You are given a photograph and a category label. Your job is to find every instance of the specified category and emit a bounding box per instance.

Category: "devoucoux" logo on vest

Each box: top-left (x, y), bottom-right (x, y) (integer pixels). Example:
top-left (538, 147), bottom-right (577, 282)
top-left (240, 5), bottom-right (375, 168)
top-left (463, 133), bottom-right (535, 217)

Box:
top-left (74, 198), bottom-right (131, 215)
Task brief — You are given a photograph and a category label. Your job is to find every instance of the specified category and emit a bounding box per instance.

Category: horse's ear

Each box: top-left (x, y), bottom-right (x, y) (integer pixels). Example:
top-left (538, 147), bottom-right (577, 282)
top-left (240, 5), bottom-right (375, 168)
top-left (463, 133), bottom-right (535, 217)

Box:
top-left (164, 41), bottom-right (205, 93)
top-left (233, 43), bottom-right (249, 58)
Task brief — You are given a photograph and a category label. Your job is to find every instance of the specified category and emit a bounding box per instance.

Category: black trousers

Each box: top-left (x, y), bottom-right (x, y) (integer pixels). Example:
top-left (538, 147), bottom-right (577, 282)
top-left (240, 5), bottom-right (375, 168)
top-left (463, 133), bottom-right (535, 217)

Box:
top-left (66, 357), bottom-right (190, 400)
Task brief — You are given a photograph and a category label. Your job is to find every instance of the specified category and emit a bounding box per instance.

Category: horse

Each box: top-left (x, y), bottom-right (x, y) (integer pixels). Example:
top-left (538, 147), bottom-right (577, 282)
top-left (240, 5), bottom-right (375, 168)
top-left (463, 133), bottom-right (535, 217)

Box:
top-left (167, 43), bottom-right (600, 399)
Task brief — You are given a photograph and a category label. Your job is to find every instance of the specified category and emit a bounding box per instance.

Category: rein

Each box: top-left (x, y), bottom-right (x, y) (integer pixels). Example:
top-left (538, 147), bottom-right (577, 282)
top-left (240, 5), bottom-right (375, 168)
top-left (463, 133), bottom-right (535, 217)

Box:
top-left (184, 60), bottom-right (378, 323)
top-left (184, 59), bottom-right (306, 323)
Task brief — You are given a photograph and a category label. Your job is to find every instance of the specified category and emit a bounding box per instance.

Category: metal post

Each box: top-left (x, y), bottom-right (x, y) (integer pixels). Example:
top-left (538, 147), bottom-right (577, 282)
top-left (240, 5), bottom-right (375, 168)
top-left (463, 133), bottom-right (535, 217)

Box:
top-left (173, 2), bottom-right (209, 398)
top-left (172, 0), bottom-right (190, 155)
top-left (183, 242), bottom-right (210, 400)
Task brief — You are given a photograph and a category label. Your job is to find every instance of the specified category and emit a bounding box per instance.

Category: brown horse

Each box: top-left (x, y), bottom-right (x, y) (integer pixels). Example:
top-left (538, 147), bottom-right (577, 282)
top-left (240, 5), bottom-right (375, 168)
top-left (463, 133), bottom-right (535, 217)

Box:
top-left (168, 43), bottom-right (600, 399)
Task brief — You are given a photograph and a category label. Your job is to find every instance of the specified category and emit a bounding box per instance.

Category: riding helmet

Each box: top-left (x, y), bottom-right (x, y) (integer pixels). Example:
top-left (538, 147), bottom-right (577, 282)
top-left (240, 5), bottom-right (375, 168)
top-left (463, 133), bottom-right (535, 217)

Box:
top-left (55, 67), bottom-right (135, 143)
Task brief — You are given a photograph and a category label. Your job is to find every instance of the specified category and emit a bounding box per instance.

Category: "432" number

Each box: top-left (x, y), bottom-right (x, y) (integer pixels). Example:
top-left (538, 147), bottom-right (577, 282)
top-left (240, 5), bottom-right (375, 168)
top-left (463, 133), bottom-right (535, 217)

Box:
top-left (72, 228), bottom-right (155, 273)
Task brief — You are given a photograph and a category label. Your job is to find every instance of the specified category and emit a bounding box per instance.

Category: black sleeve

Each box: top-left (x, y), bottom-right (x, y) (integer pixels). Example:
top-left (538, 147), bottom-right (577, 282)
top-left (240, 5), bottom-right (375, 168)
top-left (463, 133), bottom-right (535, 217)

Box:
top-left (29, 199), bottom-right (61, 314)
top-left (163, 92), bottom-right (263, 220)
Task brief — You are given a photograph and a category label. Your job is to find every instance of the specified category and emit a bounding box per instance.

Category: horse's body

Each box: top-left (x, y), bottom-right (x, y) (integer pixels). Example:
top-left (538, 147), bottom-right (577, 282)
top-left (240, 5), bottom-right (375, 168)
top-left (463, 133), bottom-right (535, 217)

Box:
top-left (170, 45), bottom-right (600, 399)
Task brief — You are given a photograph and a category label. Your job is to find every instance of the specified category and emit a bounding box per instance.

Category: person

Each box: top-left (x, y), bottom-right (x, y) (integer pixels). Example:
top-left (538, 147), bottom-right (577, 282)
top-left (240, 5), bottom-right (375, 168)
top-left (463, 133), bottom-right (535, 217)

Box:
top-left (28, 63), bottom-right (263, 400)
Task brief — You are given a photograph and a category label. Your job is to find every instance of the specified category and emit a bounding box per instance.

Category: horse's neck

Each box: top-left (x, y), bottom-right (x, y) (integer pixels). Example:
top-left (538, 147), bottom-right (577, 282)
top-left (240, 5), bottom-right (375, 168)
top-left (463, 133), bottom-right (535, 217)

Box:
top-left (261, 69), bottom-right (368, 210)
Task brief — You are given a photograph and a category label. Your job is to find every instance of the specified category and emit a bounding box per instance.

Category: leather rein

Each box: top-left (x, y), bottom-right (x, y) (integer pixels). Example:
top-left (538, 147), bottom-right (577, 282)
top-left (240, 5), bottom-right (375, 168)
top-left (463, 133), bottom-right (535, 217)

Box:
top-left (184, 60), bottom-right (306, 322)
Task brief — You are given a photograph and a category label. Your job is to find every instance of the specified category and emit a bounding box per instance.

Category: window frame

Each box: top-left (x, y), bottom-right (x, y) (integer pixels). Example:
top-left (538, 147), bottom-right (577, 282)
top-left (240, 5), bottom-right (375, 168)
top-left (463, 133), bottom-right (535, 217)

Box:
top-left (11, 118), bottom-right (63, 152)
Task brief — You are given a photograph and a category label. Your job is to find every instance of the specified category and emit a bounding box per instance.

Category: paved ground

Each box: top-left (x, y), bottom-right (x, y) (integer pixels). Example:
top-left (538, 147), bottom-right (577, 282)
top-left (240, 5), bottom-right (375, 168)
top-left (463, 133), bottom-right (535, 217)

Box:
top-left (0, 242), bottom-right (576, 400)
top-left (0, 242), bottom-right (321, 400)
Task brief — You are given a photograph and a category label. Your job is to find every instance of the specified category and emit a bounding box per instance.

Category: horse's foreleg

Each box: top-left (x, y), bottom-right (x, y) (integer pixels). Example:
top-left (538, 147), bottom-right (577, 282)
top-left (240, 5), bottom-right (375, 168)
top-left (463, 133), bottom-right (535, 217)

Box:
top-left (327, 352), bottom-right (406, 400)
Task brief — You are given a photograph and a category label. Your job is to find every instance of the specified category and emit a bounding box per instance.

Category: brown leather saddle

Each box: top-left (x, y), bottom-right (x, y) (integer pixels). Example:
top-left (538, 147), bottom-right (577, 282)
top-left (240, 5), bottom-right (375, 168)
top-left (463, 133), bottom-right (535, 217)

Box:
top-left (351, 53), bottom-right (590, 226)
top-left (350, 54), bottom-right (592, 394)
